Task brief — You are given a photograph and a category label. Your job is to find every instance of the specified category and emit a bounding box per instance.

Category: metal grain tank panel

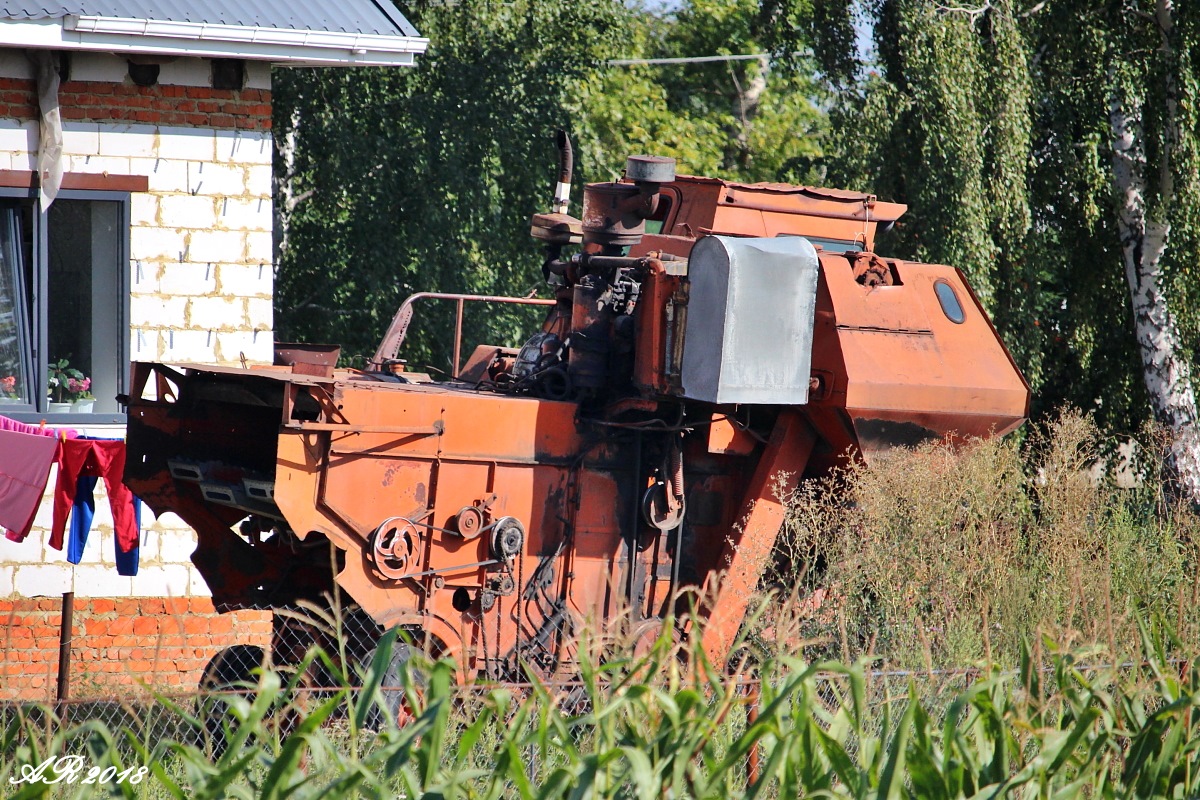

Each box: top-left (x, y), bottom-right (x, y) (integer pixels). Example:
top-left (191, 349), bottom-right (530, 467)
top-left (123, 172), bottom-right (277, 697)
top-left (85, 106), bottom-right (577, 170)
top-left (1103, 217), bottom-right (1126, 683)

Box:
top-left (680, 235), bottom-right (819, 404)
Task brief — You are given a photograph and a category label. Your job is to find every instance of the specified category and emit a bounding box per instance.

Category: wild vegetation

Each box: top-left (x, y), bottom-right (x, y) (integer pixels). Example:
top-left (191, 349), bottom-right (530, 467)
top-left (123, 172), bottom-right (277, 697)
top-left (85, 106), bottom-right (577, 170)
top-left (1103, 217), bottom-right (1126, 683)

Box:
top-left (767, 410), bottom-right (1200, 671)
top-left (4, 616), bottom-right (1200, 798)
top-left (5, 411), bottom-right (1200, 797)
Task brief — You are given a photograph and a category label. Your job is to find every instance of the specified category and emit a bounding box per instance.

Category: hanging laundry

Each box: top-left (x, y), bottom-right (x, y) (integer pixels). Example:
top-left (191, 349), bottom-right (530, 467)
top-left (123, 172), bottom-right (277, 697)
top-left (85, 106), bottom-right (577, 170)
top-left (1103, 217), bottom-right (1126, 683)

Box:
top-left (0, 415), bottom-right (77, 438)
top-left (66, 474), bottom-right (142, 576)
top-left (0, 429), bottom-right (57, 541)
top-left (50, 438), bottom-right (139, 555)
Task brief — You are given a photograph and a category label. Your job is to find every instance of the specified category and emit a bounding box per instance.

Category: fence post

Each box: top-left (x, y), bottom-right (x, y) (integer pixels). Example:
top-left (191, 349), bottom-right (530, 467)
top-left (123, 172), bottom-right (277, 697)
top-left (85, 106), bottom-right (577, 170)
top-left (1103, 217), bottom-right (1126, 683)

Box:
top-left (57, 591), bottom-right (74, 704)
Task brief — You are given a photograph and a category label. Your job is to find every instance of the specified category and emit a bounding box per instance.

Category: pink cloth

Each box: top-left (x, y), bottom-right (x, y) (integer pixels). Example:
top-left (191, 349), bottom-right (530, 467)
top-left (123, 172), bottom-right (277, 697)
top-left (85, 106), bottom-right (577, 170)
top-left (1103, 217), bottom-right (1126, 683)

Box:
top-left (0, 414), bottom-right (78, 438)
top-left (0, 429), bottom-right (59, 541)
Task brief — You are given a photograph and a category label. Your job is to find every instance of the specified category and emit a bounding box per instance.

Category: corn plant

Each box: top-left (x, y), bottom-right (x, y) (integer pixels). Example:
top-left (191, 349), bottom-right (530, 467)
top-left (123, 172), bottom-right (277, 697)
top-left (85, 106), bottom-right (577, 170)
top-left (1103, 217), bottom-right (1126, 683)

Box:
top-left (5, 618), bottom-right (1200, 799)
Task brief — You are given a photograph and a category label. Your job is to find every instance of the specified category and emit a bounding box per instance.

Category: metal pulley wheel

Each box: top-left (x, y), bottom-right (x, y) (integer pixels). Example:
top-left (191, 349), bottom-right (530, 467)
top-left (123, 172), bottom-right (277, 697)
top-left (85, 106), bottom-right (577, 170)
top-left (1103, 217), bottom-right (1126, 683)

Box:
top-left (455, 506), bottom-right (485, 539)
top-left (642, 482), bottom-right (685, 532)
top-left (490, 516), bottom-right (525, 560)
top-left (366, 517), bottom-right (423, 581)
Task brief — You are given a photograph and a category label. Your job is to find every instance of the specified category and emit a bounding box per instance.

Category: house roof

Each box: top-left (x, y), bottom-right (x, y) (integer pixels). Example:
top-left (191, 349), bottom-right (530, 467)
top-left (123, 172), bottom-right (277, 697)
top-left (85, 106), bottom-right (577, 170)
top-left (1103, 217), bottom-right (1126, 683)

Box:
top-left (0, 0), bottom-right (427, 66)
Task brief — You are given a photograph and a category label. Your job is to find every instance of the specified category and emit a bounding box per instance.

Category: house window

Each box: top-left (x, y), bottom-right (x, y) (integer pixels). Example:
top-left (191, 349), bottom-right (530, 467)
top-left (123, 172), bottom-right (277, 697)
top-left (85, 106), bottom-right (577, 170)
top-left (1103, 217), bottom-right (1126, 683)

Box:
top-left (0, 188), bottom-right (129, 420)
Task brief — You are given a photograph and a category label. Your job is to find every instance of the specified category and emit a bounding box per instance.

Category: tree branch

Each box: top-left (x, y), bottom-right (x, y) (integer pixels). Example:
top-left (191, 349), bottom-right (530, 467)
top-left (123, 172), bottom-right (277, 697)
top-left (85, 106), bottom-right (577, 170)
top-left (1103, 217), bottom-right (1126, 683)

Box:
top-left (935, 2), bottom-right (992, 20)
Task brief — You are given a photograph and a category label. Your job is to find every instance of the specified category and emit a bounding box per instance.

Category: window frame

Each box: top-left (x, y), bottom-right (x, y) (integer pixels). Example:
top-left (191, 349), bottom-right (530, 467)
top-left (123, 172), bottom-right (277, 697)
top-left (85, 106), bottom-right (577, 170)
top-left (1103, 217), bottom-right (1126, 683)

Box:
top-left (0, 185), bottom-right (131, 423)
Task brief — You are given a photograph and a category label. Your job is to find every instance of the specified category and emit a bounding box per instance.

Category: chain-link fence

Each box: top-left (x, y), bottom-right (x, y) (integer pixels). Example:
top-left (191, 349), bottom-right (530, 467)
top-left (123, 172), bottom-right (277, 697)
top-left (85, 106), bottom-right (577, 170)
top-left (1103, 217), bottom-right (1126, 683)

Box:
top-left (6, 593), bottom-right (1195, 798)
top-left (6, 651), bottom-right (1196, 798)
top-left (0, 658), bottom-right (976, 784)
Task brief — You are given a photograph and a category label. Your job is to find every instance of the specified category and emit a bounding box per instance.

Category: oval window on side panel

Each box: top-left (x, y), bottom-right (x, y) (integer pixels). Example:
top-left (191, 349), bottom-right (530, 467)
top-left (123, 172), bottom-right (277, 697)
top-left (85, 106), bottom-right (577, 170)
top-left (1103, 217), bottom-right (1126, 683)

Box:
top-left (934, 280), bottom-right (965, 324)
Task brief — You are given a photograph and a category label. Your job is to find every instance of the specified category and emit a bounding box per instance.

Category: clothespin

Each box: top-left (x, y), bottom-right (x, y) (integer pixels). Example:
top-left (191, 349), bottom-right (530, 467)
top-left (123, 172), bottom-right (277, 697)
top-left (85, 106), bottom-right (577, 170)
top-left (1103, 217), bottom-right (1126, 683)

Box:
top-left (60, 429), bottom-right (66, 442)
top-left (39, 419), bottom-right (45, 431)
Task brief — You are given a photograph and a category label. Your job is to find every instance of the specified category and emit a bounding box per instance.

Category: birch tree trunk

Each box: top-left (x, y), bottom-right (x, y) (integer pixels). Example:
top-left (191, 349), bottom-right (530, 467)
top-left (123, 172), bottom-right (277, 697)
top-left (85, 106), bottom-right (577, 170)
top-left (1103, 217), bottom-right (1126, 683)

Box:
top-left (273, 106), bottom-right (306, 267)
top-left (726, 55), bottom-right (770, 172)
top-left (1108, 0), bottom-right (1200, 501)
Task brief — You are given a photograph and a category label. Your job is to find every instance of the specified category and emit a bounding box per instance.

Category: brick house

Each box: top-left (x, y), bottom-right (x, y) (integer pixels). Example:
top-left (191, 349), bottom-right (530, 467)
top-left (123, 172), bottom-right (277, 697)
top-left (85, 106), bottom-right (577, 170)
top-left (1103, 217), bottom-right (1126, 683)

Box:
top-left (0, 1), bottom-right (425, 699)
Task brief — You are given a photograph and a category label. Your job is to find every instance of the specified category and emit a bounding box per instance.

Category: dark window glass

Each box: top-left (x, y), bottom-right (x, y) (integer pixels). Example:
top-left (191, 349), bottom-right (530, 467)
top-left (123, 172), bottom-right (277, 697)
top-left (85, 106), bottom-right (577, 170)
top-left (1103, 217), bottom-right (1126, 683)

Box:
top-left (0, 210), bottom-right (31, 406)
top-left (934, 280), bottom-right (965, 324)
top-left (48, 200), bottom-right (124, 414)
top-left (0, 191), bottom-right (129, 418)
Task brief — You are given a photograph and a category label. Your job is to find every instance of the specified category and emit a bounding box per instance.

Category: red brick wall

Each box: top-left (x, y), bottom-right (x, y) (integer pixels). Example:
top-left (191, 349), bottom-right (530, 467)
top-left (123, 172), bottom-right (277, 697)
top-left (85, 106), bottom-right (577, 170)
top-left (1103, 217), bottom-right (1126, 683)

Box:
top-left (0, 598), bottom-right (272, 701)
top-left (0, 77), bottom-right (271, 130)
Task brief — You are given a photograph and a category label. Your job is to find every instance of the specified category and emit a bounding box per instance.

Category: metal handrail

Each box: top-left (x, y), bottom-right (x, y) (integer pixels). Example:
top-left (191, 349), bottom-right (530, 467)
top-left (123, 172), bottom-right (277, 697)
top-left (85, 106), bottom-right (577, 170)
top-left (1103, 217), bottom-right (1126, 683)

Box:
top-left (371, 292), bottom-right (555, 375)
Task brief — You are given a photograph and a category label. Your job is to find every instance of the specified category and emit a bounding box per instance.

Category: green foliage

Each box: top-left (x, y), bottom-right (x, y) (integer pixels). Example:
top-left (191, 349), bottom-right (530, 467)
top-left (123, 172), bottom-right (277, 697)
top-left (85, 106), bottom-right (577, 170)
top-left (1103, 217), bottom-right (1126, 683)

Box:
top-left (572, 0), bottom-right (828, 183)
top-left (7, 621), bottom-right (1200, 798)
top-left (822, 1), bottom-right (1200, 435)
top-left (830, 0), bottom-right (1043, 390)
top-left (275, 0), bottom-right (834, 369)
top-left (273, 0), bottom-right (625, 369)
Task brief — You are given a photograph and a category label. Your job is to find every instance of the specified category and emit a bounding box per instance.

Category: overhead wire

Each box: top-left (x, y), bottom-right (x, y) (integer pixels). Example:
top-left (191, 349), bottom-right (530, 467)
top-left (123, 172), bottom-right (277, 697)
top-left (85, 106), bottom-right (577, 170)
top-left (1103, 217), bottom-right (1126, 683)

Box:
top-left (608, 52), bottom-right (771, 66)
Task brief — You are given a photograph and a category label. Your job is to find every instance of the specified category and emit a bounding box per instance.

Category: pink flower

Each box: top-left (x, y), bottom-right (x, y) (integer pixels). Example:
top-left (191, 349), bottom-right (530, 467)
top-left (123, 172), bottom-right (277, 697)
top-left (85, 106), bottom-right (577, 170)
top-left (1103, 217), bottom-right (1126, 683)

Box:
top-left (1, 376), bottom-right (14, 393)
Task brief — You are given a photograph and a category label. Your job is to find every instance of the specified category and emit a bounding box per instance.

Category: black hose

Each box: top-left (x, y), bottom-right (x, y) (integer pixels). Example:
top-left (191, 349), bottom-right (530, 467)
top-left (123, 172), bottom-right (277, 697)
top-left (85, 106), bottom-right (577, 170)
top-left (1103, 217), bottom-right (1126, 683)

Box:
top-left (556, 129), bottom-right (573, 185)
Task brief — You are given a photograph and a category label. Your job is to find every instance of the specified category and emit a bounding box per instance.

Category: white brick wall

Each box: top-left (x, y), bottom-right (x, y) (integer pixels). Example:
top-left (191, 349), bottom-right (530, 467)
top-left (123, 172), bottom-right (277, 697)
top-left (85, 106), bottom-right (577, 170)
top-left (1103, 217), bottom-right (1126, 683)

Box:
top-left (154, 262), bottom-right (218, 296)
top-left (118, 122), bottom-right (275, 368)
top-left (218, 130), bottom-right (272, 165)
top-left (0, 119), bottom-right (36, 152)
top-left (158, 195), bottom-right (218, 229)
top-left (0, 52), bottom-right (273, 599)
top-left (61, 123), bottom-right (100, 156)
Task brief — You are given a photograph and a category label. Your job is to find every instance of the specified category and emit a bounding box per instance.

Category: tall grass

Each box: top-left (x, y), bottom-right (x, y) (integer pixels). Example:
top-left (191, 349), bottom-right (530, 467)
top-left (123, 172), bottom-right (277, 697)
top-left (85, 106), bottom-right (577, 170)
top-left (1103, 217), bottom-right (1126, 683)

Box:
top-left (769, 409), bottom-right (1200, 669)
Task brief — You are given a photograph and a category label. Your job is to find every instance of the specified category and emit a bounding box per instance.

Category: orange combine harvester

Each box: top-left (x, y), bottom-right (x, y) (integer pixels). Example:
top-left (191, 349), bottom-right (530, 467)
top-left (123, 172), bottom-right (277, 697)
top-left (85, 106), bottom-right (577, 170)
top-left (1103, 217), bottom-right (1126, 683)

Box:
top-left (123, 134), bottom-right (1029, 689)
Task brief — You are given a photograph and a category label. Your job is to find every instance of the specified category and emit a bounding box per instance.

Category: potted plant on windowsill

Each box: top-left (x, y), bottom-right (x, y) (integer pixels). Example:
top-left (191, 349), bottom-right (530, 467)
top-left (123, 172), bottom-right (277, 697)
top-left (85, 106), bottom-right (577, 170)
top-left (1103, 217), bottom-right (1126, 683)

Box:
top-left (0, 374), bottom-right (19, 404)
top-left (48, 359), bottom-right (93, 413)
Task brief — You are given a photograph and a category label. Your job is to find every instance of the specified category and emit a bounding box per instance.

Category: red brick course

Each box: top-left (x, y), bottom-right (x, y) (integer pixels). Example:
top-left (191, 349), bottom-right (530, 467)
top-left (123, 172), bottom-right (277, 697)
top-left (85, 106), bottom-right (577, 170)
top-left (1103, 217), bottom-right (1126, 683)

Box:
top-left (0, 76), bottom-right (271, 130)
top-left (0, 597), bottom-right (272, 701)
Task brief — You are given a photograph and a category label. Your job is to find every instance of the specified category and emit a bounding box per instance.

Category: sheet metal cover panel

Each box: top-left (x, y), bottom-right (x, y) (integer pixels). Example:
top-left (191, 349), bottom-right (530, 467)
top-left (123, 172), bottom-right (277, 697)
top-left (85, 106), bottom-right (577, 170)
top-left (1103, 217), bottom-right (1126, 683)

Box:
top-left (2, 1), bottom-right (419, 36)
top-left (681, 235), bottom-right (819, 404)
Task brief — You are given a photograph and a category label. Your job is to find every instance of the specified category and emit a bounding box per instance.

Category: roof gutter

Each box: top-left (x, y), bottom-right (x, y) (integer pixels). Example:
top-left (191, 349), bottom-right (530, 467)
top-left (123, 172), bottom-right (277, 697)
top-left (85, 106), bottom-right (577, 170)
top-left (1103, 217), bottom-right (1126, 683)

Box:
top-left (52, 15), bottom-right (428, 66)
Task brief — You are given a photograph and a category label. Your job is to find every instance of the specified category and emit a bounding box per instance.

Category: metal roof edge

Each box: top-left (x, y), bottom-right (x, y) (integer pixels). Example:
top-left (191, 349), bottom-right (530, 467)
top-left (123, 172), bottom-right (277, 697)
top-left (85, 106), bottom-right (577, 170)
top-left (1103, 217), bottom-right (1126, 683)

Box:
top-left (367, 0), bottom-right (420, 38)
top-left (9, 19), bottom-right (426, 65)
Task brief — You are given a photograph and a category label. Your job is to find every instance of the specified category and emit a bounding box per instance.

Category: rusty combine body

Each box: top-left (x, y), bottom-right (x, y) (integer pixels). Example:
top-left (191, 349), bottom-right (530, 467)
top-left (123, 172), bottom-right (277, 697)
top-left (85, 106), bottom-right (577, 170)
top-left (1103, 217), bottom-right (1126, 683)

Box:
top-left (124, 138), bottom-right (1029, 686)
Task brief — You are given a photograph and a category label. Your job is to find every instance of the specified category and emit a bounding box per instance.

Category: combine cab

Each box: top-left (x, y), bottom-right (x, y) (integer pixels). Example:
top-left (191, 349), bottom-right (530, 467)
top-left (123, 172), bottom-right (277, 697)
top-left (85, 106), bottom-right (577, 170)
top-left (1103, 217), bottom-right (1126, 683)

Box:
top-left (124, 137), bottom-right (1029, 684)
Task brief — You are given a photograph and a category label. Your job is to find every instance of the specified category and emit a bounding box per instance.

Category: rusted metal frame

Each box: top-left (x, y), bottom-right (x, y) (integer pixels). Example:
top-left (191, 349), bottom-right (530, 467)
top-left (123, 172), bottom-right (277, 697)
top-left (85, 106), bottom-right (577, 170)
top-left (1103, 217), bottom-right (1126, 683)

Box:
top-left (308, 382), bottom-right (350, 426)
top-left (421, 420), bottom-right (445, 616)
top-left (625, 431), bottom-right (644, 619)
top-left (285, 421), bottom-right (444, 435)
top-left (282, 380), bottom-right (347, 431)
top-left (281, 381), bottom-right (296, 426)
top-left (311, 431), bottom-right (370, 550)
top-left (835, 325), bottom-right (932, 335)
top-left (454, 299), bottom-right (464, 376)
top-left (324, 446), bottom-right (575, 468)
top-left (699, 410), bottom-right (817, 665)
top-left (147, 363), bottom-right (187, 403)
top-left (372, 292), bottom-right (556, 368)
top-left (720, 191), bottom-right (880, 220)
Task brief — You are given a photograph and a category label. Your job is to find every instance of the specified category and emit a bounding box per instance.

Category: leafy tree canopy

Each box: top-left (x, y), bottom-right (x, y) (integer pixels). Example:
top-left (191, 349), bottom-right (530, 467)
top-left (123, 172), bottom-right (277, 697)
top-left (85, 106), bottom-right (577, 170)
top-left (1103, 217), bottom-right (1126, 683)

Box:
top-left (274, 0), bottom-right (832, 370)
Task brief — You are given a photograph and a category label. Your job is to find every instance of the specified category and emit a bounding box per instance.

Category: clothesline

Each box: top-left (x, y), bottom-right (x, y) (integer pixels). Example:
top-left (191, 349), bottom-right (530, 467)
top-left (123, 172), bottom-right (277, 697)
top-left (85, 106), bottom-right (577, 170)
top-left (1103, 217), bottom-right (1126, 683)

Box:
top-left (0, 415), bottom-right (142, 575)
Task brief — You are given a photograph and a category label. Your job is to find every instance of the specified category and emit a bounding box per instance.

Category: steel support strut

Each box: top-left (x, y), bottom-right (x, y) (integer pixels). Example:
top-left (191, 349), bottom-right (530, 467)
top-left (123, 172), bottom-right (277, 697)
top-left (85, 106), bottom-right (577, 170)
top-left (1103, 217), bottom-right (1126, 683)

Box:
top-left (699, 409), bottom-right (816, 665)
